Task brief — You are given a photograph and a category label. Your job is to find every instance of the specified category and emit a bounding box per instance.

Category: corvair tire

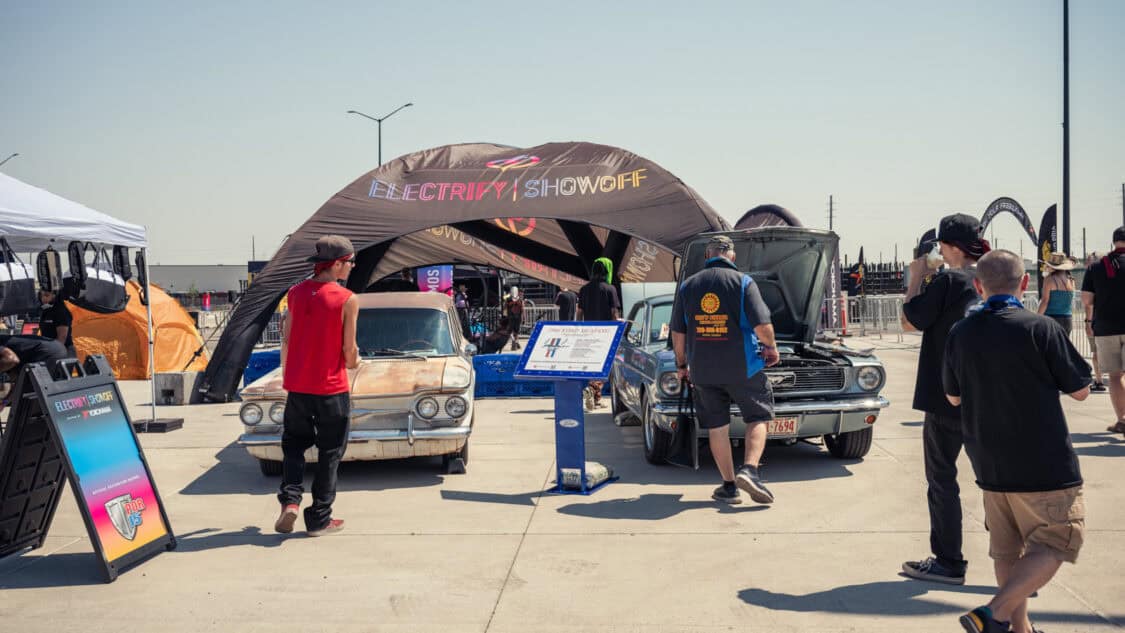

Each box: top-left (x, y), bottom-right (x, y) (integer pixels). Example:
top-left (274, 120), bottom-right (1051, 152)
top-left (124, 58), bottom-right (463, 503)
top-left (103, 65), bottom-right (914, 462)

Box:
top-left (824, 427), bottom-right (873, 459)
top-left (259, 459), bottom-right (283, 476)
top-left (642, 396), bottom-right (673, 465)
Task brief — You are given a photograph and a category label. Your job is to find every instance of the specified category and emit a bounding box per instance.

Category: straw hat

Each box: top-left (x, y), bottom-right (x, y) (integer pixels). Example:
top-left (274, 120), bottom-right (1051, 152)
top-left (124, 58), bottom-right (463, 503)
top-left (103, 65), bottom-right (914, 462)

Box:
top-left (1041, 252), bottom-right (1077, 271)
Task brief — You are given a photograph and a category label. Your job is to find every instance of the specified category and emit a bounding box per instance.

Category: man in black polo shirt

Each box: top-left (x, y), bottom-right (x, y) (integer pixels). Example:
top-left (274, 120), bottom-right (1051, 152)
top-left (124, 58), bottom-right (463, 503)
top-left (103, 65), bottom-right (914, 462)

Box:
top-left (900, 213), bottom-right (988, 585)
top-left (670, 235), bottom-right (779, 505)
top-left (37, 288), bottom-right (76, 357)
top-left (1082, 226), bottom-right (1125, 434)
top-left (943, 250), bottom-right (1089, 633)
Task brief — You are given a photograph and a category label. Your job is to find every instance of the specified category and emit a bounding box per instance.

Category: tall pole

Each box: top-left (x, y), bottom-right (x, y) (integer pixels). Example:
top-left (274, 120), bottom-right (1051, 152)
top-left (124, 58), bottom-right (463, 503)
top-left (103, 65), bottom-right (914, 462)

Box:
top-left (1121, 183), bottom-right (1124, 225)
top-left (1062, 0), bottom-right (1071, 254)
top-left (828, 195), bottom-right (834, 231)
top-left (1082, 227), bottom-right (1087, 260)
top-left (347, 103), bottom-right (413, 165)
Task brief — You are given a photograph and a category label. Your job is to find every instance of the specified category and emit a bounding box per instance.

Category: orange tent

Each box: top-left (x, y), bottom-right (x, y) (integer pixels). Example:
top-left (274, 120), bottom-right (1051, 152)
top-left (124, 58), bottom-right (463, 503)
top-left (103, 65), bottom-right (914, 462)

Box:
top-left (71, 280), bottom-right (209, 379)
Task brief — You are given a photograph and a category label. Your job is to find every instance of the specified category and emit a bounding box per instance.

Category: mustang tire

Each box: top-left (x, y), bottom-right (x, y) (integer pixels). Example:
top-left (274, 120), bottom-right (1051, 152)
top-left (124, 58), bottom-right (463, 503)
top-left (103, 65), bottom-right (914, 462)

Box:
top-left (642, 396), bottom-right (673, 464)
top-left (259, 459), bottom-right (283, 477)
top-left (824, 427), bottom-right (873, 459)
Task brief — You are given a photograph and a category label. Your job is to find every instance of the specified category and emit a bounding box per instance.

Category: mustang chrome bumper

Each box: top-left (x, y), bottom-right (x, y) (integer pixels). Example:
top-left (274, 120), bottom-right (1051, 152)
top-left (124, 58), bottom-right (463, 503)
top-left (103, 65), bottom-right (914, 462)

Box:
top-left (652, 395), bottom-right (890, 417)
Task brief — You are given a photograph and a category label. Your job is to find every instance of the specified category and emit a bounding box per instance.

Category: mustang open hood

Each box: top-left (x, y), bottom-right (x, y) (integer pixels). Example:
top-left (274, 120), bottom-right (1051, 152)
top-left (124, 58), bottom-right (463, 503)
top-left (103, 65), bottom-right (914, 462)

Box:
top-left (681, 227), bottom-right (839, 344)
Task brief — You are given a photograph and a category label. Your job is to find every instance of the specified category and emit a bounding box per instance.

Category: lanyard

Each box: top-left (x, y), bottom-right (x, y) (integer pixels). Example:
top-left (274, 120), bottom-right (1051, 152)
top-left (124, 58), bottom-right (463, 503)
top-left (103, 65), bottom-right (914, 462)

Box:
top-left (969, 294), bottom-right (1024, 314)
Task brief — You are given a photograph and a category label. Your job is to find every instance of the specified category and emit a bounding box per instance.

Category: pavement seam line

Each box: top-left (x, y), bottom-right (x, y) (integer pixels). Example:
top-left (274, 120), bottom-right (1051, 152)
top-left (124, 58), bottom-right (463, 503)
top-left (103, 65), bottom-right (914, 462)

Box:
top-left (1052, 577), bottom-right (1123, 628)
top-left (483, 459), bottom-right (554, 633)
top-left (0, 537), bottom-right (83, 580)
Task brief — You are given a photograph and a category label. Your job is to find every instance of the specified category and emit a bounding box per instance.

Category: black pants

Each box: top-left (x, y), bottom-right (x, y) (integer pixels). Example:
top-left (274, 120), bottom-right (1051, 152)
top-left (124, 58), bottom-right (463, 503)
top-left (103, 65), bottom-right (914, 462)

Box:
top-left (923, 412), bottom-right (967, 571)
top-left (278, 391), bottom-right (351, 530)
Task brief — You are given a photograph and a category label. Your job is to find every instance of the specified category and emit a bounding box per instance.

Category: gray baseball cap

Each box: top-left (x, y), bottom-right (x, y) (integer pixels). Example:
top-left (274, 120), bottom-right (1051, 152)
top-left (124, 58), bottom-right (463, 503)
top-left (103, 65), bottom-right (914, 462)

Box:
top-left (306, 235), bottom-right (355, 262)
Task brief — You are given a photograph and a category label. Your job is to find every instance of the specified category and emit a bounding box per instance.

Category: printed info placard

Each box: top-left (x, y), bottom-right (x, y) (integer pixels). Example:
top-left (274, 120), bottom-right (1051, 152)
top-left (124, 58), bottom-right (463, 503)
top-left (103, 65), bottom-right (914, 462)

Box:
top-left (516, 322), bottom-right (624, 380)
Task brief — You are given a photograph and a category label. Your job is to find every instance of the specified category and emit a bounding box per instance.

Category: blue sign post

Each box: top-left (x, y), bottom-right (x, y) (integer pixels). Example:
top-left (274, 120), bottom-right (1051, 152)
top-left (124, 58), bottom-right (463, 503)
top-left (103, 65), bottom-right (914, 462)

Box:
top-left (514, 321), bottom-right (626, 494)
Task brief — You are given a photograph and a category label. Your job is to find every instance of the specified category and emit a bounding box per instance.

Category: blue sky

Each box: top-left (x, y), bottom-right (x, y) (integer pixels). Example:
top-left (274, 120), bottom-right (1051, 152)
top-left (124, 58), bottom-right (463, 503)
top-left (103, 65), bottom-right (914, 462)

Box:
top-left (2, 0), bottom-right (1123, 265)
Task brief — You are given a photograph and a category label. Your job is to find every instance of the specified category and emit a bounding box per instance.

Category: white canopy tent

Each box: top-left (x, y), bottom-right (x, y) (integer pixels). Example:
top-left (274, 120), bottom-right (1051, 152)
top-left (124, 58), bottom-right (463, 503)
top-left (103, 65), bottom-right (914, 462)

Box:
top-left (0, 171), bottom-right (161, 425)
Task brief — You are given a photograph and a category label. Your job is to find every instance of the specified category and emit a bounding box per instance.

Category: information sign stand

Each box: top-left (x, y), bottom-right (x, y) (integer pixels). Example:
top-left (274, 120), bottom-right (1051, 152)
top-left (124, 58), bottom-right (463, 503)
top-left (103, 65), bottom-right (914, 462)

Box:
top-left (514, 321), bottom-right (626, 495)
top-left (0, 355), bottom-right (176, 581)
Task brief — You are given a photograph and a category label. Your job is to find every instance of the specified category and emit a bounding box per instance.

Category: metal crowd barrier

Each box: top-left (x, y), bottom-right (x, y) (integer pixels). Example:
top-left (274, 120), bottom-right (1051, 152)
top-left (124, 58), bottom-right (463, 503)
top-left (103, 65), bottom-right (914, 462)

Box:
top-left (820, 293), bottom-right (1093, 358)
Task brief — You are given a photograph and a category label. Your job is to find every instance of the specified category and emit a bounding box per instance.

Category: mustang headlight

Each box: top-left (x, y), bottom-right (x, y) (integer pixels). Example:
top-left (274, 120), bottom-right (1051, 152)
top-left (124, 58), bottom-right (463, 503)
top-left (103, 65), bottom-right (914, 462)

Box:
top-left (856, 366), bottom-right (885, 392)
top-left (445, 396), bottom-right (468, 418)
top-left (240, 403), bottom-right (263, 426)
top-left (659, 371), bottom-right (682, 396)
top-left (416, 397), bottom-right (439, 419)
top-left (268, 402), bottom-right (285, 424)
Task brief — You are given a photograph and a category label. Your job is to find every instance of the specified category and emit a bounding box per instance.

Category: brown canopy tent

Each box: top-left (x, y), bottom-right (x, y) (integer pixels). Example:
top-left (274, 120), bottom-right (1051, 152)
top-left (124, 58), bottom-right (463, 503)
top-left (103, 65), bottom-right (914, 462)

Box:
top-left (199, 141), bottom-right (729, 402)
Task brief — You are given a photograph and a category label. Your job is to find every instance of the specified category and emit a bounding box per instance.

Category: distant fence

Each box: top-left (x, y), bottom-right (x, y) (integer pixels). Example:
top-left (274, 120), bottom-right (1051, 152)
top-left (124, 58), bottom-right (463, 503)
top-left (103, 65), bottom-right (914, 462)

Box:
top-left (820, 293), bottom-right (1093, 358)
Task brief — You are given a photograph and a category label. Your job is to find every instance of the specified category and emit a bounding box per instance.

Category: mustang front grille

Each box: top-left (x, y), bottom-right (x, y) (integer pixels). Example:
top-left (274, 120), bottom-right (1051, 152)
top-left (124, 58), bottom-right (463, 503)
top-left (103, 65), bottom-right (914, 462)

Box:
top-left (766, 367), bottom-right (846, 392)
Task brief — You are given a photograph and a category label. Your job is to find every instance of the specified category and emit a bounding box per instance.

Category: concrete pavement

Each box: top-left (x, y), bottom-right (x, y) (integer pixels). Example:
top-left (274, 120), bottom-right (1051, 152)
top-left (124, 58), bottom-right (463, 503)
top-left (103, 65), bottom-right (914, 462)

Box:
top-left (1, 336), bottom-right (1122, 632)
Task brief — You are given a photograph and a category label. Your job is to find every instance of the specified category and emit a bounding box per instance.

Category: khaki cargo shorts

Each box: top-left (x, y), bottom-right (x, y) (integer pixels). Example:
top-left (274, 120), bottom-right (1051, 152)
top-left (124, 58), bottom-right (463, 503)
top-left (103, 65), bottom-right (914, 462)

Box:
top-left (1095, 334), bottom-right (1125, 373)
top-left (983, 486), bottom-right (1085, 564)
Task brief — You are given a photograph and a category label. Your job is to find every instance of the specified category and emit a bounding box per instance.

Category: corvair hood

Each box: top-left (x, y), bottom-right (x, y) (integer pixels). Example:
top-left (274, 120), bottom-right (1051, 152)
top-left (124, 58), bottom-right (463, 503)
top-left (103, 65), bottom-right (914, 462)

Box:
top-left (239, 357), bottom-right (473, 400)
top-left (681, 227), bottom-right (839, 344)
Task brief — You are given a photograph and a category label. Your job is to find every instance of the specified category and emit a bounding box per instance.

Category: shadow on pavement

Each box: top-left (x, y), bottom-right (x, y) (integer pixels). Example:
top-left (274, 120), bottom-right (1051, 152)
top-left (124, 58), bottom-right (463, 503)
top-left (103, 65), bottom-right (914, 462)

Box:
top-left (1070, 432), bottom-right (1125, 458)
top-left (738, 579), bottom-right (1123, 626)
top-left (557, 493), bottom-right (769, 520)
top-left (179, 442), bottom-right (445, 496)
top-left (175, 526), bottom-right (292, 552)
top-left (0, 553), bottom-right (106, 589)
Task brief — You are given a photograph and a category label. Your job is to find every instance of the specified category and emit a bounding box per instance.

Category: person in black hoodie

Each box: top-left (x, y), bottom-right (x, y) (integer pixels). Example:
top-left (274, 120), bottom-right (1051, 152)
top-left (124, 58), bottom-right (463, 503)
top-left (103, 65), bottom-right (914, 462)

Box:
top-left (899, 213), bottom-right (989, 585)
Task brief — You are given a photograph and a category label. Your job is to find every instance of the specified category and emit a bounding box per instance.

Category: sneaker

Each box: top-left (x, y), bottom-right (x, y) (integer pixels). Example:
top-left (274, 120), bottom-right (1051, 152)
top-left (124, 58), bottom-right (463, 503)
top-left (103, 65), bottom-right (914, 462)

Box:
top-left (959, 606), bottom-right (1009, 632)
top-left (307, 518), bottom-right (345, 537)
top-left (1090, 382), bottom-right (1107, 393)
top-left (903, 556), bottom-right (966, 585)
top-left (711, 485), bottom-right (742, 505)
top-left (274, 504), bottom-right (299, 534)
top-left (735, 465), bottom-right (775, 504)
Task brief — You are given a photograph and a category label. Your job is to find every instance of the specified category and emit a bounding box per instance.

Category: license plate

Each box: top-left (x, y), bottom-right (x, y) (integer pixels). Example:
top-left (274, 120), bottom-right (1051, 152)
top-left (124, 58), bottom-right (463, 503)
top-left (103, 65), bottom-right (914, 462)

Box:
top-left (767, 417), bottom-right (799, 437)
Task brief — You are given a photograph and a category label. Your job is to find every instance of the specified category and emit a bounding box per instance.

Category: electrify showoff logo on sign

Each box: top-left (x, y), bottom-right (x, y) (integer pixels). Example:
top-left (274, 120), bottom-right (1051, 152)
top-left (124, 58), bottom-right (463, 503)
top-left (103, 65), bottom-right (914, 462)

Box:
top-left (54, 389), bottom-right (115, 414)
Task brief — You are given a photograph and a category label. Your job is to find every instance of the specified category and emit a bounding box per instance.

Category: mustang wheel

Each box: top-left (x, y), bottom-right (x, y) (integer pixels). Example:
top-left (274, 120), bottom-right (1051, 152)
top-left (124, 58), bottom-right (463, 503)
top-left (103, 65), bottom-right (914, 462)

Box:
top-left (259, 459), bottom-right (283, 477)
top-left (824, 426), bottom-right (873, 459)
top-left (642, 396), bottom-right (673, 464)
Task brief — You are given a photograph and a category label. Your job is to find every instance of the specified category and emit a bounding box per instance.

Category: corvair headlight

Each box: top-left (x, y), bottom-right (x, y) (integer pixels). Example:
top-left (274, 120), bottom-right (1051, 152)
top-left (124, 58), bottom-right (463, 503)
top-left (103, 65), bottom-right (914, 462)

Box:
top-left (240, 403), bottom-right (263, 426)
top-left (445, 396), bottom-right (468, 418)
top-left (269, 402), bottom-right (286, 424)
top-left (659, 371), bottom-right (682, 396)
top-left (856, 366), bottom-right (885, 392)
top-left (416, 397), bottom-right (440, 419)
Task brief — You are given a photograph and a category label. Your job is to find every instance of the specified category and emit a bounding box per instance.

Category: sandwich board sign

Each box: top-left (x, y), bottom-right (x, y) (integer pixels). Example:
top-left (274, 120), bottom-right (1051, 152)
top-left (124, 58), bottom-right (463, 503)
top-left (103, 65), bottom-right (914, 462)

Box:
top-left (514, 321), bottom-right (625, 494)
top-left (0, 355), bottom-right (175, 581)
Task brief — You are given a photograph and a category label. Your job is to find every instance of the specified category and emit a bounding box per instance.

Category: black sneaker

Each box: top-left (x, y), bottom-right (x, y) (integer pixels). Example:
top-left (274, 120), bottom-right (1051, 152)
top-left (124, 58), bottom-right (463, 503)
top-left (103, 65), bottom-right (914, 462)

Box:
top-left (1091, 382), bottom-right (1107, 393)
top-left (959, 606), bottom-right (1009, 632)
top-left (735, 465), bottom-right (775, 504)
top-left (903, 556), bottom-right (966, 585)
top-left (711, 485), bottom-right (742, 505)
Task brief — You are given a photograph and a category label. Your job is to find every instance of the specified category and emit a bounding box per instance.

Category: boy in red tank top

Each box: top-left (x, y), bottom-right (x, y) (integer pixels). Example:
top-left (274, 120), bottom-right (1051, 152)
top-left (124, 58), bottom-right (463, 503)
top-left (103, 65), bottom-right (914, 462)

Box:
top-left (274, 235), bottom-right (360, 537)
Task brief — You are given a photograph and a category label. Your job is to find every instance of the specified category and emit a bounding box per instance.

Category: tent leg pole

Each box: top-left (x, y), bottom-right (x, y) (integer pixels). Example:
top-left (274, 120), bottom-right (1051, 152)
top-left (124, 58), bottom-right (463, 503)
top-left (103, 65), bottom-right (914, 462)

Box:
top-left (144, 248), bottom-right (156, 430)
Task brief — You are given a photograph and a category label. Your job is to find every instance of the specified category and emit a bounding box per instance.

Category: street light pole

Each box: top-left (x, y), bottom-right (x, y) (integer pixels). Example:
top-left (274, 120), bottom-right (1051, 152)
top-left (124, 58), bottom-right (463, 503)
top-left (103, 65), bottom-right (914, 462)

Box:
top-left (346, 103), bottom-right (413, 165)
top-left (0, 153), bottom-right (18, 168)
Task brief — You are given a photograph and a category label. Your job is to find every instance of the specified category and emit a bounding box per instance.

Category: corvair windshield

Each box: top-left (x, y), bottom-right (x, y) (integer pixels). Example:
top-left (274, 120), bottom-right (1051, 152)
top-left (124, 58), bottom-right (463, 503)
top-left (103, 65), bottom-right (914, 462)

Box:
top-left (357, 308), bottom-right (456, 358)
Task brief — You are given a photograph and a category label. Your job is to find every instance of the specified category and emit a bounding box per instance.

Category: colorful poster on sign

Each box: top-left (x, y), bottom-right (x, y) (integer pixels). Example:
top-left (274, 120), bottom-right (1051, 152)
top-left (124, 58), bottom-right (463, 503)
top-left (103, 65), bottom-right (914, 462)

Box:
top-left (416, 265), bottom-right (454, 296)
top-left (47, 386), bottom-right (169, 563)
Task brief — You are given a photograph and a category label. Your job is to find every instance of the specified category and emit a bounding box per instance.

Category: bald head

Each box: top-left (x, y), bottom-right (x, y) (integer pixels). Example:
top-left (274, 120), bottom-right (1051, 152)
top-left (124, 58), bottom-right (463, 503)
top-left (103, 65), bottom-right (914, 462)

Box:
top-left (975, 250), bottom-right (1027, 297)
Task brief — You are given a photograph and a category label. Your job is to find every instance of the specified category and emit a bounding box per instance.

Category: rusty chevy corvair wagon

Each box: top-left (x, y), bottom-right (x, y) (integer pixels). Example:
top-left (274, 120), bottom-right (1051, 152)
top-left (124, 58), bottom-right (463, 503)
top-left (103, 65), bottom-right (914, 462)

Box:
top-left (237, 292), bottom-right (476, 475)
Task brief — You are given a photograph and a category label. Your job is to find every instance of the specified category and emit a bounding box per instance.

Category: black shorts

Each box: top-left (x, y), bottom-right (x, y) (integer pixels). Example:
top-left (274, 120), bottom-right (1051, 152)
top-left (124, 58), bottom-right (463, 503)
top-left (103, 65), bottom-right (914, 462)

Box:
top-left (692, 372), bottom-right (774, 430)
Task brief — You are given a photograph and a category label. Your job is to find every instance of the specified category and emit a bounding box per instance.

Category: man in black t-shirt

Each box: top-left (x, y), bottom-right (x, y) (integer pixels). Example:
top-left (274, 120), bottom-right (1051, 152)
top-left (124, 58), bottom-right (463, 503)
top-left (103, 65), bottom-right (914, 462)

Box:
top-left (554, 287), bottom-right (578, 321)
top-left (900, 213), bottom-right (988, 585)
top-left (577, 260), bottom-right (621, 409)
top-left (1081, 226), bottom-right (1125, 434)
top-left (37, 289), bottom-right (76, 357)
top-left (944, 250), bottom-right (1089, 633)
